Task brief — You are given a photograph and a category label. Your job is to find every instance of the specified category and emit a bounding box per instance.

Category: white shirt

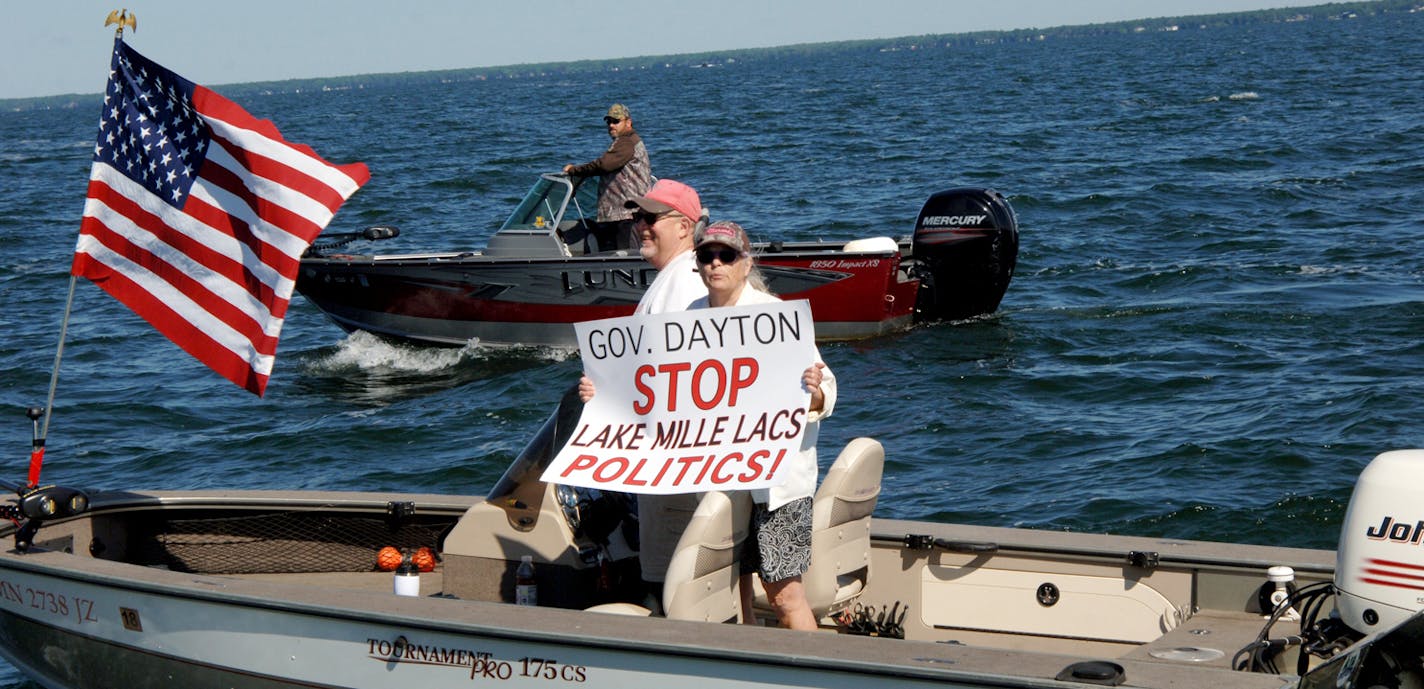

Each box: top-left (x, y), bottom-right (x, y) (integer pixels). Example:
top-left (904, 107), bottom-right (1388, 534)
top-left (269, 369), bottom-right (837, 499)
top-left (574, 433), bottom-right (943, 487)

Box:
top-left (632, 248), bottom-right (708, 583)
top-left (689, 288), bottom-right (837, 510)
top-left (636, 250), bottom-right (706, 315)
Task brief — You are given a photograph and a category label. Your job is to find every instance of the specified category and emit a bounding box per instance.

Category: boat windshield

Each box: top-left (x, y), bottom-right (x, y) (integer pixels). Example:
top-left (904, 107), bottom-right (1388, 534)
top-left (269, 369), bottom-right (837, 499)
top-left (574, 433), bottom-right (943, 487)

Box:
top-left (570, 177), bottom-right (597, 223)
top-left (499, 174), bottom-right (598, 232)
top-left (487, 383), bottom-right (584, 501)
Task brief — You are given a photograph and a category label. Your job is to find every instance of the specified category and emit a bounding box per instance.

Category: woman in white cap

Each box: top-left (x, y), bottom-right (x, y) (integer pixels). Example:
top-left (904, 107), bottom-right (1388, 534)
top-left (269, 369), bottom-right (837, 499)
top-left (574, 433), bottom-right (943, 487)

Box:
top-left (691, 220), bottom-right (836, 631)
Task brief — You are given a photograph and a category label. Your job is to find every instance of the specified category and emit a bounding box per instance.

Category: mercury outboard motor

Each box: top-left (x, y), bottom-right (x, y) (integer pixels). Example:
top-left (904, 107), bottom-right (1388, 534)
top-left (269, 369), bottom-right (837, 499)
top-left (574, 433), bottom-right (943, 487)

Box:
top-left (910, 187), bottom-right (1018, 322)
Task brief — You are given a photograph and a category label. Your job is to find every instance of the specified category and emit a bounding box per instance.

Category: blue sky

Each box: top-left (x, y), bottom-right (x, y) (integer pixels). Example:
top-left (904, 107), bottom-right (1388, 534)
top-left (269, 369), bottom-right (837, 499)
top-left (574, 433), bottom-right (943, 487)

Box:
top-left (5, 1), bottom-right (1325, 100)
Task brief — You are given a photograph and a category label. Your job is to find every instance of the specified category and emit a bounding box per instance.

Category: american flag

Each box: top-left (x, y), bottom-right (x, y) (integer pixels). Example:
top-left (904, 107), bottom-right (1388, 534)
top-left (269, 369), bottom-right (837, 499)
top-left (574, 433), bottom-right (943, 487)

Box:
top-left (73, 38), bottom-right (369, 395)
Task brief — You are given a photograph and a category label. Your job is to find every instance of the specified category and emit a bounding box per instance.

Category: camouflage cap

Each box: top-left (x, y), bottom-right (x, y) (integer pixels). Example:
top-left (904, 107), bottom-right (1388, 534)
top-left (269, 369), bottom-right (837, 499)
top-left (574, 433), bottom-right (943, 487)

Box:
top-left (604, 103), bottom-right (630, 123)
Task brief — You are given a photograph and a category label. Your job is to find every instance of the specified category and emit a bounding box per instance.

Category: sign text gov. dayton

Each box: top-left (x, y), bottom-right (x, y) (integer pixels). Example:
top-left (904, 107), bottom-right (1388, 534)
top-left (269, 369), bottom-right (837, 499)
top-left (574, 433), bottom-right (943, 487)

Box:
top-left (543, 301), bottom-right (817, 494)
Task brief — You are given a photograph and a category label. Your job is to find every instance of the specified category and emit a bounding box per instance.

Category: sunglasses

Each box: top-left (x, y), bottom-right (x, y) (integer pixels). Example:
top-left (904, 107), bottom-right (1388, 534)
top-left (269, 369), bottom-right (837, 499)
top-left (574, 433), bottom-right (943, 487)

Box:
top-left (634, 210), bottom-right (670, 225)
top-left (696, 247), bottom-right (743, 265)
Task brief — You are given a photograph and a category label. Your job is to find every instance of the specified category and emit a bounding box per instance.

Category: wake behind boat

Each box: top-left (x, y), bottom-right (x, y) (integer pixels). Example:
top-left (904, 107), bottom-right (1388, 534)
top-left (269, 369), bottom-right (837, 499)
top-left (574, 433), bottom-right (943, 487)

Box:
top-left (0, 389), bottom-right (1421, 689)
top-left (295, 174), bottom-right (1019, 347)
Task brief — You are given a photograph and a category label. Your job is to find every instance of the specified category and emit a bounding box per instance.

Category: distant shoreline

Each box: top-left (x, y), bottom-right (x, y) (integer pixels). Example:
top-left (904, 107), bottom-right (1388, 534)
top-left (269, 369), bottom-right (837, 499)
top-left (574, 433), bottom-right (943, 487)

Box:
top-left (4, 0), bottom-right (1409, 112)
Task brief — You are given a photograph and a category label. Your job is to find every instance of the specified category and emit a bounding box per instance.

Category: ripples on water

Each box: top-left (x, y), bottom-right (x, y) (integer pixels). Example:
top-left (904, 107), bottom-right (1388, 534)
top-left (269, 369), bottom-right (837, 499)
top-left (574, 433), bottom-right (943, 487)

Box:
top-left (2, 9), bottom-right (1423, 629)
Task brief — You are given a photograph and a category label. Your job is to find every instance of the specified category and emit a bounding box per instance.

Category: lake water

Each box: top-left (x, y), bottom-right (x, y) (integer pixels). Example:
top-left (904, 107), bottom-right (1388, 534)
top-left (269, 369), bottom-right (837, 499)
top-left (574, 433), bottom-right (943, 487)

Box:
top-left (2, 7), bottom-right (1423, 686)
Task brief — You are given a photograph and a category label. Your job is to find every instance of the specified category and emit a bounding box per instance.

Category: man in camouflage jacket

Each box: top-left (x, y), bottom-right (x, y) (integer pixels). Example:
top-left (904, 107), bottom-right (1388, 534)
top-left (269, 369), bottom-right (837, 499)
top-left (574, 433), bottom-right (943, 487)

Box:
top-left (563, 103), bottom-right (652, 252)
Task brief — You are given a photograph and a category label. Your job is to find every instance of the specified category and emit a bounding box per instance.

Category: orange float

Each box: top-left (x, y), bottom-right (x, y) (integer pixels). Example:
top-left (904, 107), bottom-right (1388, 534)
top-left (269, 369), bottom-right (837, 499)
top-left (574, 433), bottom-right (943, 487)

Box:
top-left (376, 546), bottom-right (403, 571)
top-left (412, 547), bottom-right (436, 572)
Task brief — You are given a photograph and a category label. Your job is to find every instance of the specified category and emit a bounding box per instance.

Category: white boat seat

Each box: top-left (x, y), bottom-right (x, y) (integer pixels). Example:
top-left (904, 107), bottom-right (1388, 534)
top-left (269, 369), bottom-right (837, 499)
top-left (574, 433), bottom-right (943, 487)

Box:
top-left (588, 490), bottom-right (752, 623)
top-left (841, 236), bottom-right (898, 254)
top-left (753, 437), bottom-right (884, 620)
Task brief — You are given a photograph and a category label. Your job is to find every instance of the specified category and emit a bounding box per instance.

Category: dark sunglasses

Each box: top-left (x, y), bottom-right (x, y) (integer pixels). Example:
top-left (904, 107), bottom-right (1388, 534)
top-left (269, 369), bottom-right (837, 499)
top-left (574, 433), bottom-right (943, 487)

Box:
top-left (696, 247), bottom-right (743, 265)
top-left (634, 210), bottom-right (668, 225)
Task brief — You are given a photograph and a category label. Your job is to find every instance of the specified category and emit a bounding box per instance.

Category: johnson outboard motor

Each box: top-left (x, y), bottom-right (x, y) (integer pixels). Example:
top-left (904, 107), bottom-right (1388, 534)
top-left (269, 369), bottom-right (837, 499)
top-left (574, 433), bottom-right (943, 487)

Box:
top-left (1334, 450), bottom-right (1424, 635)
top-left (1268, 450), bottom-right (1424, 687)
top-left (910, 188), bottom-right (1018, 322)
top-left (1232, 450), bottom-right (1424, 684)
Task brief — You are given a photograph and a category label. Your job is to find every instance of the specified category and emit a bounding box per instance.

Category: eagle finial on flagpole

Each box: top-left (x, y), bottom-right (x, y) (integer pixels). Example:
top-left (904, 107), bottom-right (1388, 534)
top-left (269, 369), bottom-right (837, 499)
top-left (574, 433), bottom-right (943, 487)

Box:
top-left (104, 9), bottom-right (137, 38)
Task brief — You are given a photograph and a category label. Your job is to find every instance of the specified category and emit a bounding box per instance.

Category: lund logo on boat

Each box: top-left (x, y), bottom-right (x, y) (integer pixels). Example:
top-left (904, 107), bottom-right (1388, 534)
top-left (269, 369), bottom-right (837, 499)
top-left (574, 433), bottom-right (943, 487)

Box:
top-left (921, 214), bottom-right (987, 227)
top-left (1366, 515), bottom-right (1424, 544)
top-left (561, 268), bottom-right (656, 294)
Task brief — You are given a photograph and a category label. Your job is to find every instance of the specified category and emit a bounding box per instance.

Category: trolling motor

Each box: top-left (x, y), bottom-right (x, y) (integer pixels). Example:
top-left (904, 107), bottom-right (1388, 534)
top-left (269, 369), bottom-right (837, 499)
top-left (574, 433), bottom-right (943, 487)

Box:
top-left (3, 407), bottom-right (90, 553)
top-left (302, 224), bottom-right (400, 257)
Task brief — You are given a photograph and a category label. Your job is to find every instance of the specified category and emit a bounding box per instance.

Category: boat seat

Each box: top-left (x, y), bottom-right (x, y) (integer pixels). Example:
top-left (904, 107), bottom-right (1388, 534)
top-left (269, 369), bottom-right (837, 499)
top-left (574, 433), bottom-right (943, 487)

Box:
top-left (752, 437), bottom-right (884, 620)
top-left (841, 236), bottom-right (898, 254)
top-left (588, 490), bottom-right (752, 623)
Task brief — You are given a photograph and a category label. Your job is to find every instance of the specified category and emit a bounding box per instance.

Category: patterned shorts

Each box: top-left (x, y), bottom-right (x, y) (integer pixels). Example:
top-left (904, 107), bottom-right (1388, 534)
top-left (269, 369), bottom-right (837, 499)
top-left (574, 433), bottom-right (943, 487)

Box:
top-left (741, 497), bottom-right (812, 582)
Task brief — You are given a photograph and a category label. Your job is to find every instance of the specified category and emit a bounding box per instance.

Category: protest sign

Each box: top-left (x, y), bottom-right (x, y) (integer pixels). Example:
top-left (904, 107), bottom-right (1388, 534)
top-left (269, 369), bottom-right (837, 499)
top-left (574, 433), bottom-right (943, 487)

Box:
top-left (542, 300), bottom-right (817, 494)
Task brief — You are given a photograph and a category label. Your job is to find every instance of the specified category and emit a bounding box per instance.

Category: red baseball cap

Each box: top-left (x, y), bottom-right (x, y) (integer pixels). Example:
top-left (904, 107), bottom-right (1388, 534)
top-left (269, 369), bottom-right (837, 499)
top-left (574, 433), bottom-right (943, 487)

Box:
top-left (625, 179), bottom-right (702, 222)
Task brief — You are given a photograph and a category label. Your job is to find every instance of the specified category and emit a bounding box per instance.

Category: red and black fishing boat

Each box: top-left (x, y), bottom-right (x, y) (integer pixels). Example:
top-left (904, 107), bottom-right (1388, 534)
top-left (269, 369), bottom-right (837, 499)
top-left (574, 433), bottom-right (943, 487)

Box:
top-left (295, 173), bottom-right (1018, 347)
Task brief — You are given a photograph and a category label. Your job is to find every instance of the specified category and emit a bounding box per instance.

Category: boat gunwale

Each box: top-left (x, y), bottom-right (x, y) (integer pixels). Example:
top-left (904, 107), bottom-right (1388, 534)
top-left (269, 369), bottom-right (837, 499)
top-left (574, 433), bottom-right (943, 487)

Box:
top-left (304, 253), bottom-right (906, 269)
top-left (870, 517), bottom-right (1335, 574)
top-left (15, 489), bottom-right (1337, 575)
top-left (303, 241), bottom-right (912, 267)
top-left (35, 489), bottom-right (1338, 572)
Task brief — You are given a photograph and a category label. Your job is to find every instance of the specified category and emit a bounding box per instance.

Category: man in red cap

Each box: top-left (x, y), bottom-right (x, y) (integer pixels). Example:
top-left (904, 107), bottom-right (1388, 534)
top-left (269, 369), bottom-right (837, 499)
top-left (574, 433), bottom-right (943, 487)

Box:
top-left (624, 178), bottom-right (707, 315)
top-left (579, 178), bottom-right (707, 606)
top-left (626, 178), bottom-right (707, 600)
top-left (562, 103), bottom-right (651, 252)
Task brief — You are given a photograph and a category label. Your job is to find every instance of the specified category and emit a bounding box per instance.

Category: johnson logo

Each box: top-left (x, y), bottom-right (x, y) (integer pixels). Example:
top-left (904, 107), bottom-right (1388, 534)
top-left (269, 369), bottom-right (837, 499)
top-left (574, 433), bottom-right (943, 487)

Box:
top-left (1365, 515), bottom-right (1424, 545)
top-left (921, 214), bottom-right (987, 227)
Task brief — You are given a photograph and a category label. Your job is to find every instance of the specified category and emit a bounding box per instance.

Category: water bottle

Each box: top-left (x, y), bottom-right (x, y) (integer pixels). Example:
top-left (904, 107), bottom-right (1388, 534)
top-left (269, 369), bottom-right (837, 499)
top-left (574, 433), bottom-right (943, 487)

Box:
top-left (515, 555), bottom-right (537, 606)
top-left (393, 555), bottom-right (420, 597)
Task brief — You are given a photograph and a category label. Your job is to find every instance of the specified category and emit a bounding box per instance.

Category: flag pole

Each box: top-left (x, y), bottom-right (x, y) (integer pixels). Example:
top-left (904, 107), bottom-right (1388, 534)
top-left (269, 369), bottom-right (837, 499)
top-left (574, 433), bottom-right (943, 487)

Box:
top-left (24, 8), bottom-right (137, 490)
top-left (27, 275), bottom-right (81, 488)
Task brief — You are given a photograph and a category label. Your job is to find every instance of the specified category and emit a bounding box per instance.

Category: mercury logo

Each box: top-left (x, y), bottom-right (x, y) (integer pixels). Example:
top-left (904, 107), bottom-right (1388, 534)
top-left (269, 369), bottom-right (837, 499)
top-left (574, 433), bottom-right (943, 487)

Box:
top-left (921, 214), bottom-right (987, 227)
